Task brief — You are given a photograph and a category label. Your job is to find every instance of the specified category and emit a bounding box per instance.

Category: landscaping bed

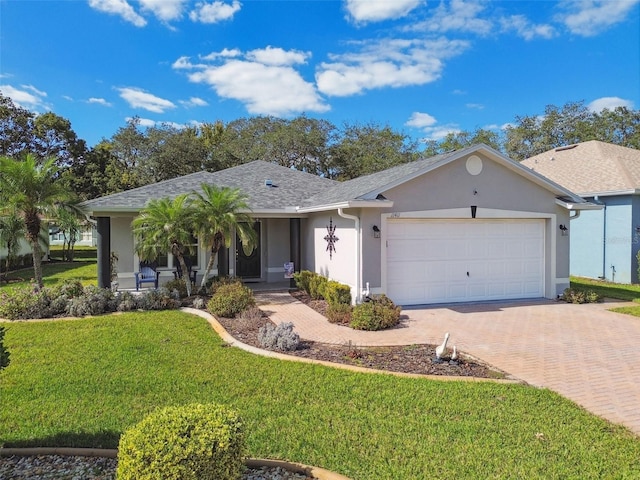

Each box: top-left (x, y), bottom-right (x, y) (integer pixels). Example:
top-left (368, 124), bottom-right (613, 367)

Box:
top-left (216, 290), bottom-right (508, 380)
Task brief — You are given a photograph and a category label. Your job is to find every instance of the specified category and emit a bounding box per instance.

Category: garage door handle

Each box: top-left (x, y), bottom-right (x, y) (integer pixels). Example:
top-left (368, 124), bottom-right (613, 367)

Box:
top-left (467, 271), bottom-right (469, 277)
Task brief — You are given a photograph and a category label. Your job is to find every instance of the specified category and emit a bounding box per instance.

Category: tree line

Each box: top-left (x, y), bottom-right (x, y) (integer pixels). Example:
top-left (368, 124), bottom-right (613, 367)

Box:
top-left (1, 93), bottom-right (639, 203)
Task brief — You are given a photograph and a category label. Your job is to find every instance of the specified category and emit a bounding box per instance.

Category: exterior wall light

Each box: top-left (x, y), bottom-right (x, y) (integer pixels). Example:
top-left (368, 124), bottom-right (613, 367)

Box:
top-left (372, 225), bottom-right (381, 238)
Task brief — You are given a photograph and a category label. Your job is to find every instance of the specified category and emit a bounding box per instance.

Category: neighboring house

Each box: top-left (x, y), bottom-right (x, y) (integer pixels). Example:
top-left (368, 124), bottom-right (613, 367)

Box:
top-left (82, 144), bottom-right (597, 306)
top-left (49, 224), bottom-right (97, 247)
top-left (522, 140), bottom-right (640, 284)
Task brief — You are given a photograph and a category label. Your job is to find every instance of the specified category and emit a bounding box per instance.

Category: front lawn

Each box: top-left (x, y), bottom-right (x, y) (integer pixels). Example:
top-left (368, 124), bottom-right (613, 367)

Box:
top-left (1, 312), bottom-right (638, 479)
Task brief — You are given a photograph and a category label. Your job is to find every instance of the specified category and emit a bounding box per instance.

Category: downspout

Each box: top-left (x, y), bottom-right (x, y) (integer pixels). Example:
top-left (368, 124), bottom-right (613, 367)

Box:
top-left (338, 208), bottom-right (360, 304)
top-left (591, 196), bottom-right (606, 280)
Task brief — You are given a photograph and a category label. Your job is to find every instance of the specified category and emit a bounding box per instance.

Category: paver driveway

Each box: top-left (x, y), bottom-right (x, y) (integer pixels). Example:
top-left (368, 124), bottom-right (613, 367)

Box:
top-left (257, 292), bottom-right (640, 436)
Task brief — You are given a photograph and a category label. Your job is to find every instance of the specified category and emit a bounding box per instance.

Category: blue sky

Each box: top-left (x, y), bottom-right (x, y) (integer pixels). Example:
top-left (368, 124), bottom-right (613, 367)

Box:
top-left (1, 0), bottom-right (639, 148)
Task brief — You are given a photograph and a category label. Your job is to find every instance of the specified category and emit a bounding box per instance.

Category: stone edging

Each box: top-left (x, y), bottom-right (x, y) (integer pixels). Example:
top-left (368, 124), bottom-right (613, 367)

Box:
top-left (0, 448), bottom-right (351, 480)
top-left (182, 307), bottom-right (523, 384)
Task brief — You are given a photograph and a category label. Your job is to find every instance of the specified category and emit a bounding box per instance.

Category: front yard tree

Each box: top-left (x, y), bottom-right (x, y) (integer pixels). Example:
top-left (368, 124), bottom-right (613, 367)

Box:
top-left (132, 194), bottom-right (196, 297)
top-left (0, 154), bottom-right (79, 288)
top-left (192, 184), bottom-right (257, 291)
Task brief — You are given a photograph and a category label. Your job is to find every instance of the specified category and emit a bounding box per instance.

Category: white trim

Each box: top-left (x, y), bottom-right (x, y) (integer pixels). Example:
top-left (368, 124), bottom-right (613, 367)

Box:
top-left (555, 199), bottom-right (603, 210)
top-left (296, 200), bottom-right (394, 214)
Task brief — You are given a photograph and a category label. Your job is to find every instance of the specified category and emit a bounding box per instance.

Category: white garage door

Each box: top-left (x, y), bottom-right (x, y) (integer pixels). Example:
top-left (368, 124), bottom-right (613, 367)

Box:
top-left (386, 219), bottom-right (545, 305)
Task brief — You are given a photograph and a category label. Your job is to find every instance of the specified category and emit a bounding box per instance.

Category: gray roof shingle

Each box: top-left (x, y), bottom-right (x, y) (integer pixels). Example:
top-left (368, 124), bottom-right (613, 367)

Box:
top-left (82, 160), bottom-right (338, 213)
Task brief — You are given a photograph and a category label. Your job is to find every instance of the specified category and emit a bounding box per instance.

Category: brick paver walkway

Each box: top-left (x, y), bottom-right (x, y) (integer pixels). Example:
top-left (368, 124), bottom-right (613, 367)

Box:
top-left (256, 291), bottom-right (640, 436)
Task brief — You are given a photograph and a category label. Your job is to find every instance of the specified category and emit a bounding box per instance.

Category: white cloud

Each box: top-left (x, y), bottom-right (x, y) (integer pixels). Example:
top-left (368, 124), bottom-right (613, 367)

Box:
top-left (345, 0), bottom-right (423, 23)
top-left (556, 0), bottom-right (640, 37)
top-left (405, 112), bottom-right (437, 128)
top-left (316, 38), bottom-right (469, 97)
top-left (139, 0), bottom-right (186, 22)
top-left (500, 14), bottom-right (557, 40)
top-left (189, 1), bottom-right (241, 23)
top-left (175, 47), bottom-right (328, 116)
top-left (588, 96), bottom-right (634, 112)
top-left (117, 87), bottom-right (176, 113)
top-left (422, 124), bottom-right (462, 141)
top-left (407, 0), bottom-right (493, 35)
top-left (88, 0), bottom-right (147, 27)
top-left (0, 84), bottom-right (48, 110)
top-left (179, 97), bottom-right (208, 107)
top-left (88, 97), bottom-right (112, 106)
top-left (246, 46), bottom-right (309, 66)
top-left (466, 103), bottom-right (484, 110)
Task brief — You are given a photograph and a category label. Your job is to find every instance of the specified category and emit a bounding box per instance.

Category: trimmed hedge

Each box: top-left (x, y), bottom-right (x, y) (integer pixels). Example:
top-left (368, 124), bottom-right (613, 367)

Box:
top-left (207, 282), bottom-right (255, 317)
top-left (350, 295), bottom-right (401, 331)
top-left (117, 403), bottom-right (245, 480)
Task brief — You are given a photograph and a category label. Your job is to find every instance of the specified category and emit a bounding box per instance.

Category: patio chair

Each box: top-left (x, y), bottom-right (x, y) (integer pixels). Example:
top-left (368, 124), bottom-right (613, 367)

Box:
top-left (173, 258), bottom-right (197, 285)
top-left (135, 261), bottom-right (160, 290)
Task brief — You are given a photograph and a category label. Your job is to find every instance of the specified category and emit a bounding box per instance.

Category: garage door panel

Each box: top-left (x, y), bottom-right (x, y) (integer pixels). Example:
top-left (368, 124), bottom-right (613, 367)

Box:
top-left (387, 219), bottom-right (544, 305)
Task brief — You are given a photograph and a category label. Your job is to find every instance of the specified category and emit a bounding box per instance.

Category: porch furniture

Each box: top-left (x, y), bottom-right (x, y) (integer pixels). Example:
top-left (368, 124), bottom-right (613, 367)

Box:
top-left (135, 261), bottom-right (160, 290)
top-left (174, 258), bottom-right (197, 285)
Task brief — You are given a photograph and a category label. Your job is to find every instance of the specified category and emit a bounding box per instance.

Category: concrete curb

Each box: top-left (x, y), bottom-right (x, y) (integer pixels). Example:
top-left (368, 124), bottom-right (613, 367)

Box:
top-left (0, 449), bottom-right (351, 480)
top-left (182, 307), bottom-right (522, 384)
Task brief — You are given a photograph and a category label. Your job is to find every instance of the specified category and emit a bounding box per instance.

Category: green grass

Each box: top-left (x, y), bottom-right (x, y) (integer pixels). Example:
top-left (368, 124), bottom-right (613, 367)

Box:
top-left (571, 276), bottom-right (640, 316)
top-left (1, 312), bottom-right (639, 479)
top-left (0, 247), bottom-right (97, 292)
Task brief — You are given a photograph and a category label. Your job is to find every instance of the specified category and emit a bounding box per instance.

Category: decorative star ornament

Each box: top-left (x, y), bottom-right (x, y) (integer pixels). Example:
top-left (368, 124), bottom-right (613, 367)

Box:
top-left (324, 217), bottom-right (339, 259)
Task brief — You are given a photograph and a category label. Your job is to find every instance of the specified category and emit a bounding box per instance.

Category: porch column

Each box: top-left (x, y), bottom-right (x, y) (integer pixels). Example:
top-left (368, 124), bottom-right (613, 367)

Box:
top-left (96, 217), bottom-right (111, 289)
top-left (289, 218), bottom-right (301, 288)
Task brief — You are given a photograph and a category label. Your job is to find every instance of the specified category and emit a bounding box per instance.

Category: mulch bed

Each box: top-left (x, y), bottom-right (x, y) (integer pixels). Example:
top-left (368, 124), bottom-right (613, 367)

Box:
top-left (215, 291), bottom-right (509, 380)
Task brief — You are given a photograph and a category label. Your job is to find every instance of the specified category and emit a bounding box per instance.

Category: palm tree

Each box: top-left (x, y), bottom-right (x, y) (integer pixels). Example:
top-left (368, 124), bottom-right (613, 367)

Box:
top-left (0, 211), bottom-right (25, 283)
top-left (191, 184), bottom-right (257, 290)
top-left (132, 194), bottom-right (196, 296)
top-left (0, 154), bottom-right (78, 288)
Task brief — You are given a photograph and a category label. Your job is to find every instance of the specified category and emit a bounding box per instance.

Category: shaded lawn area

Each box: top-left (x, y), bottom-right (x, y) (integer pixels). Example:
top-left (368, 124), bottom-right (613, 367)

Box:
top-left (1, 312), bottom-right (639, 479)
top-left (571, 276), bottom-right (640, 316)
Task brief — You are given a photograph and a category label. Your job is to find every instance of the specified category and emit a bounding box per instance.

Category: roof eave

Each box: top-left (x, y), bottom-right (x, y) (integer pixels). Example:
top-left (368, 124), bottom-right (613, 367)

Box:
top-left (579, 189), bottom-right (640, 198)
top-left (555, 198), bottom-right (603, 210)
top-left (297, 199), bottom-right (394, 214)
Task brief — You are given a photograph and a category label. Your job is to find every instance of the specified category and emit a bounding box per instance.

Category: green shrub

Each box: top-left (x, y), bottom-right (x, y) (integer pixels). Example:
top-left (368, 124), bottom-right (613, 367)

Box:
top-left (323, 280), bottom-right (352, 306)
top-left (208, 276), bottom-right (242, 295)
top-left (308, 274), bottom-right (327, 300)
top-left (0, 326), bottom-right (9, 371)
top-left (67, 286), bottom-right (117, 316)
top-left (116, 291), bottom-right (138, 312)
top-left (293, 270), bottom-right (315, 295)
top-left (135, 288), bottom-right (181, 311)
top-left (350, 295), bottom-right (401, 331)
top-left (164, 278), bottom-right (188, 298)
top-left (326, 303), bottom-right (352, 324)
top-left (561, 288), bottom-right (602, 304)
top-left (0, 286), bottom-right (52, 320)
top-left (207, 282), bottom-right (255, 317)
top-left (52, 278), bottom-right (85, 299)
top-left (117, 403), bottom-right (245, 480)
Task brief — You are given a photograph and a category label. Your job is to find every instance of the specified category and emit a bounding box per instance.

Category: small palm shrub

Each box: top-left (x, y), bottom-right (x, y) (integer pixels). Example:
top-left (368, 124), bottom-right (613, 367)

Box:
top-left (561, 288), bottom-right (602, 304)
top-left (258, 322), bottom-right (300, 351)
top-left (117, 403), bottom-right (245, 480)
top-left (350, 295), bottom-right (401, 331)
top-left (207, 282), bottom-right (255, 317)
top-left (0, 326), bottom-right (10, 371)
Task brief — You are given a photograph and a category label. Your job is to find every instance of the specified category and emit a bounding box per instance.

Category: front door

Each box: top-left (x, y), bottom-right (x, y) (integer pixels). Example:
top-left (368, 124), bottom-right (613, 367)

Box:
top-left (236, 221), bottom-right (261, 279)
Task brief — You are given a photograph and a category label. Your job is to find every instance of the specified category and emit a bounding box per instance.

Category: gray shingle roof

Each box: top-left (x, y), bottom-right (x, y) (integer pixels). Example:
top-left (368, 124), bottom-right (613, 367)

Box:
top-left (301, 153), bottom-right (450, 206)
top-left (82, 160), bottom-right (338, 213)
top-left (522, 141), bottom-right (640, 195)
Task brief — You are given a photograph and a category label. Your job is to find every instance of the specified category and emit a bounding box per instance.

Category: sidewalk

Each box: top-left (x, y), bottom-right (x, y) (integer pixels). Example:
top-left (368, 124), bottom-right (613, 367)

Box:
top-left (255, 291), bottom-right (640, 436)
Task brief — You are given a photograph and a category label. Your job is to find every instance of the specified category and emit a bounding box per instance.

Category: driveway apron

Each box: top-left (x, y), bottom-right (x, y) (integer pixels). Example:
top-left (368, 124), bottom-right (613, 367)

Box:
top-left (256, 292), bottom-right (640, 436)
